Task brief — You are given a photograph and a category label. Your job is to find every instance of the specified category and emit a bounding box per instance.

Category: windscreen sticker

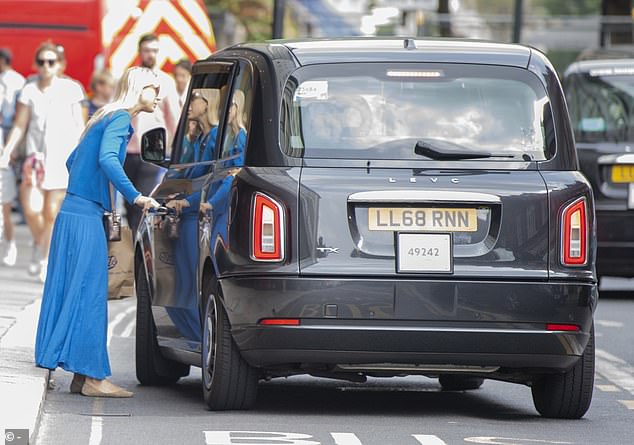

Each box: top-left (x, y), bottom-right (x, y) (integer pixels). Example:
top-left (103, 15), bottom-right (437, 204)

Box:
top-left (579, 117), bottom-right (606, 132)
top-left (295, 81), bottom-right (329, 100)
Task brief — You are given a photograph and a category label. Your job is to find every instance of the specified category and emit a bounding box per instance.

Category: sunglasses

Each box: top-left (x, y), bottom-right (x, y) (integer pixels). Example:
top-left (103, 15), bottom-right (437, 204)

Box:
top-left (36, 58), bottom-right (58, 67)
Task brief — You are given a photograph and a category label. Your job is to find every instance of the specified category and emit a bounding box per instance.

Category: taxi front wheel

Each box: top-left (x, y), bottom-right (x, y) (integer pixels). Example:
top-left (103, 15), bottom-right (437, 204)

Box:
top-left (531, 326), bottom-right (595, 419)
top-left (201, 276), bottom-right (259, 410)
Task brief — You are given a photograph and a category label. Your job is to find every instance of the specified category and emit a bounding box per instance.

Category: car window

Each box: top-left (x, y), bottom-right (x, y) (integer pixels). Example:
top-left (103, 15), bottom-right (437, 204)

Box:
top-left (217, 61), bottom-right (254, 167)
top-left (170, 63), bottom-right (233, 170)
top-left (281, 63), bottom-right (553, 161)
top-left (566, 70), bottom-right (634, 143)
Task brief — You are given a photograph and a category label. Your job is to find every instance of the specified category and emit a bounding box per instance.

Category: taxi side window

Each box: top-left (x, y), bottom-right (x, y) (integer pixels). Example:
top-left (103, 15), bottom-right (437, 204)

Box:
top-left (218, 62), bottom-right (254, 167)
top-left (170, 63), bottom-right (232, 168)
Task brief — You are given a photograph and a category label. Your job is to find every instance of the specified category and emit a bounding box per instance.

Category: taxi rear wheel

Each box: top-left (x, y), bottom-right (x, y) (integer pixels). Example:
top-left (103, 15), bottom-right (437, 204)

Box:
top-left (439, 375), bottom-right (484, 391)
top-left (531, 325), bottom-right (595, 419)
top-left (135, 259), bottom-right (189, 385)
top-left (201, 276), bottom-right (258, 410)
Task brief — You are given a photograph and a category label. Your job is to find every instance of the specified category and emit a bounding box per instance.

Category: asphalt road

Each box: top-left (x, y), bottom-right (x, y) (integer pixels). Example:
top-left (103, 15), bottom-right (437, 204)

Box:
top-left (35, 286), bottom-right (634, 445)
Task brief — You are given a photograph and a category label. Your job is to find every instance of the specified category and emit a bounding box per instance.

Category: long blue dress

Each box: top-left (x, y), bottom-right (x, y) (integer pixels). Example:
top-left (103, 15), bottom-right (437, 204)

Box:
top-left (35, 110), bottom-right (141, 379)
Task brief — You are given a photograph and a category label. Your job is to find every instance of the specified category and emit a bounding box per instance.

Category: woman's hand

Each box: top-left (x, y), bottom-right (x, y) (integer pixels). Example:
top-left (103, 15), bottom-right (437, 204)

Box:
top-left (134, 195), bottom-right (160, 211)
top-left (166, 199), bottom-right (190, 214)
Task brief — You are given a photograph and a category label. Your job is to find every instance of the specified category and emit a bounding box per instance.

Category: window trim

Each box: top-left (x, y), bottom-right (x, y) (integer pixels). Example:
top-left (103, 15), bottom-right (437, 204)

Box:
top-left (169, 59), bottom-right (237, 167)
top-left (216, 59), bottom-right (256, 166)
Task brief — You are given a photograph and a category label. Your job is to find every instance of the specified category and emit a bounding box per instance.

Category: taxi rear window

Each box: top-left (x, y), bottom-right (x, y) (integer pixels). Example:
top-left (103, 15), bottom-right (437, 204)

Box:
top-left (281, 63), bottom-right (554, 161)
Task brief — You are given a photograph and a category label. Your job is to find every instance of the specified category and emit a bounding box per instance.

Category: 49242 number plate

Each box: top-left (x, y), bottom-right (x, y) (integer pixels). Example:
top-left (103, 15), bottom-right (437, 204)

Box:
top-left (396, 232), bottom-right (453, 274)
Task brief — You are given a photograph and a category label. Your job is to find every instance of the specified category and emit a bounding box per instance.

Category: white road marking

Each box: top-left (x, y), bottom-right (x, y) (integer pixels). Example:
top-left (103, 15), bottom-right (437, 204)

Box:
top-left (596, 384), bottom-right (621, 392)
top-left (595, 348), bottom-right (634, 395)
top-left (464, 438), bottom-right (572, 445)
top-left (332, 433), bottom-right (363, 445)
top-left (121, 318), bottom-right (136, 338)
top-left (107, 305), bottom-right (136, 347)
top-left (412, 435), bottom-right (448, 445)
top-left (88, 399), bottom-right (104, 445)
top-left (596, 349), bottom-right (627, 364)
top-left (88, 417), bottom-right (103, 445)
top-left (619, 400), bottom-right (634, 410)
top-left (204, 431), bottom-right (319, 445)
top-left (596, 319), bottom-right (625, 328)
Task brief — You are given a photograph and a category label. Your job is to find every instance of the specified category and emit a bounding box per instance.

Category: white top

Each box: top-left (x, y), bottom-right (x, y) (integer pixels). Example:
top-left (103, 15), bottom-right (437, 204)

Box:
top-left (0, 68), bottom-right (25, 130)
top-left (18, 76), bottom-right (86, 190)
top-left (128, 69), bottom-right (180, 154)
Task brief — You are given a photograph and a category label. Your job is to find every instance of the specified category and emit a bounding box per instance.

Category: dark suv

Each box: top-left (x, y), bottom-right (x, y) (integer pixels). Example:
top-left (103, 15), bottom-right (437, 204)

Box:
top-left (563, 48), bottom-right (634, 280)
top-left (135, 38), bottom-right (597, 419)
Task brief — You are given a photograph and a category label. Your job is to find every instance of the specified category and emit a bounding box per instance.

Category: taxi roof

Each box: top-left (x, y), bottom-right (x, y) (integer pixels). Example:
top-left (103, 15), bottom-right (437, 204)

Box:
top-left (275, 38), bottom-right (532, 68)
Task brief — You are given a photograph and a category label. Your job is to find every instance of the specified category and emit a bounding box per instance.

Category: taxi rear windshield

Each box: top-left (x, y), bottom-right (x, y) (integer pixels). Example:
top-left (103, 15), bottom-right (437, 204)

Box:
top-left (281, 63), bottom-right (554, 160)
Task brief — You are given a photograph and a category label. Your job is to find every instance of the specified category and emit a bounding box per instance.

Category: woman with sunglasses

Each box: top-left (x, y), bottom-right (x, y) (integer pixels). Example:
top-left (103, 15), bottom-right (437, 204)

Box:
top-left (0, 42), bottom-right (87, 282)
top-left (34, 67), bottom-right (161, 397)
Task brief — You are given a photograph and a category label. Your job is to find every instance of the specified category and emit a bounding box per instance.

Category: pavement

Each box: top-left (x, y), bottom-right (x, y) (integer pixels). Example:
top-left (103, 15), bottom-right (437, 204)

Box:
top-left (0, 220), bottom-right (49, 445)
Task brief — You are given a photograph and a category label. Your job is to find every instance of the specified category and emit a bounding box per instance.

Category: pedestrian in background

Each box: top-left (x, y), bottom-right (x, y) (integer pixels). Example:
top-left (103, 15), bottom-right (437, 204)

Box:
top-left (124, 33), bottom-right (179, 236)
top-left (172, 58), bottom-right (192, 110)
top-left (0, 42), bottom-right (87, 282)
top-left (35, 66), bottom-right (161, 398)
top-left (0, 47), bottom-right (25, 267)
top-left (88, 69), bottom-right (115, 118)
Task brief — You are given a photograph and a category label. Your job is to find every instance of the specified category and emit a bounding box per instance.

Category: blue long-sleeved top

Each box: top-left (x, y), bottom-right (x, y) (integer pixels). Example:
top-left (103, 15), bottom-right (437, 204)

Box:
top-left (66, 110), bottom-right (141, 211)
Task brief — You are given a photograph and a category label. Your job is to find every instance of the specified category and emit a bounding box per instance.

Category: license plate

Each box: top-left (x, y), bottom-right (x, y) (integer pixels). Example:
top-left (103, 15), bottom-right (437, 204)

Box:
top-left (369, 207), bottom-right (477, 232)
top-left (611, 165), bottom-right (634, 183)
top-left (396, 233), bottom-right (453, 273)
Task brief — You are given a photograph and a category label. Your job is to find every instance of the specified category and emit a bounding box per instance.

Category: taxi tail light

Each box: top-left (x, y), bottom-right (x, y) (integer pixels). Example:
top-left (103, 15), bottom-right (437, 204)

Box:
top-left (252, 192), bottom-right (284, 261)
top-left (546, 323), bottom-right (580, 332)
top-left (259, 318), bottom-right (300, 326)
top-left (561, 198), bottom-right (587, 266)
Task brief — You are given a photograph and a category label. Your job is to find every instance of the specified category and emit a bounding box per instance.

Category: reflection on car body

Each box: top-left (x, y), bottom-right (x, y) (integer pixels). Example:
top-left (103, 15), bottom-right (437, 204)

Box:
top-left (134, 38), bottom-right (597, 419)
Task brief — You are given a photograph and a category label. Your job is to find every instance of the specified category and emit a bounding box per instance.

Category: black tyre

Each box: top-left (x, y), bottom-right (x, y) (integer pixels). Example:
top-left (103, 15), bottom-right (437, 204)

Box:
top-left (439, 375), bottom-right (484, 391)
top-left (135, 260), bottom-right (190, 385)
top-left (201, 277), bottom-right (258, 410)
top-left (531, 326), bottom-right (595, 419)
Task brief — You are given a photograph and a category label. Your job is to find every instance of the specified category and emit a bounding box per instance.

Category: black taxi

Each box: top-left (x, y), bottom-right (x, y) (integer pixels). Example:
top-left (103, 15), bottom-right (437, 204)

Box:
top-left (564, 48), bottom-right (634, 281)
top-left (135, 38), bottom-right (597, 418)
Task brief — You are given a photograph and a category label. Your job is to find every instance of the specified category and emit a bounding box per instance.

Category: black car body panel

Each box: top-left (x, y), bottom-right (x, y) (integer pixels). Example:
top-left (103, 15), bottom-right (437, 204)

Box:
top-left (134, 38), bottom-right (597, 406)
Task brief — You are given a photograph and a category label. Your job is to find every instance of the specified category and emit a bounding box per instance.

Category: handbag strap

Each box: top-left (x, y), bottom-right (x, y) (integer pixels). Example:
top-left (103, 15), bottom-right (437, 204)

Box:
top-left (109, 184), bottom-right (117, 214)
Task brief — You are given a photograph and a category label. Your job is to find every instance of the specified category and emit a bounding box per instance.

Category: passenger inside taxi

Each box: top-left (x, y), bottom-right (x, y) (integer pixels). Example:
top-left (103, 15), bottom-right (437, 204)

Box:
top-left (188, 88), bottom-right (219, 163)
top-left (302, 101), bottom-right (342, 149)
top-left (222, 89), bottom-right (247, 166)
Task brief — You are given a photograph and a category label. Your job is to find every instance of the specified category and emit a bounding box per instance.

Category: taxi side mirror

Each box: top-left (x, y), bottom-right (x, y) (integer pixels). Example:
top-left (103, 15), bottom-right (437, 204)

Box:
top-left (141, 128), bottom-right (170, 167)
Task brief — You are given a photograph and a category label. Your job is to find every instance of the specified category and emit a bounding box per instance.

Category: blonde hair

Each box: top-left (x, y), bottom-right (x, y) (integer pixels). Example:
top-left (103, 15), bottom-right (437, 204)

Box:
top-left (192, 88), bottom-right (220, 127)
top-left (82, 66), bottom-right (159, 136)
top-left (229, 89), bottom-right (246, 135)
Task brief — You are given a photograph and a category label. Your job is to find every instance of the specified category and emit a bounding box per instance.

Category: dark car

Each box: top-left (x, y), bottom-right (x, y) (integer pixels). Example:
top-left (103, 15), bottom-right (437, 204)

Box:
top-left (135, 38), bottom-right (597, 419)
top-left (563, 48), bottom-right (634, 280)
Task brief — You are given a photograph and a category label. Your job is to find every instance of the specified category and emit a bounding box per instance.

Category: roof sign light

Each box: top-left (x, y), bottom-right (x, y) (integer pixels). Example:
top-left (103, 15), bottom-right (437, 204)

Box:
top-left (589, 67), bottom-right (634, 77)
top-left (386, 70), bottom-right (445, 78)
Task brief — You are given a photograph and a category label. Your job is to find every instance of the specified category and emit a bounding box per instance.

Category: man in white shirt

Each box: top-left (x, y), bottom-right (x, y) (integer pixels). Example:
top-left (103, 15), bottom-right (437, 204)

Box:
top-left (124, 34), bottom-right (180, 235)
top-left (0, 47), bottom-right (25, 267)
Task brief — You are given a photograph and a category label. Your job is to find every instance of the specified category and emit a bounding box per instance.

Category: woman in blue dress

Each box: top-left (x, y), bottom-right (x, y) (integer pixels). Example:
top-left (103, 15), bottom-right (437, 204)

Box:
top-left (34, 67), bottom-right (161, 398)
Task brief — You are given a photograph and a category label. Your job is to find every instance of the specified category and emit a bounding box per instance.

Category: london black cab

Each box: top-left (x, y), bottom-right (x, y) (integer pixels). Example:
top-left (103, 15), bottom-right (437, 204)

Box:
top-left (136, 38), bottom-right (597, 418)
top-left (564, 47), bottom-right (634, 281)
